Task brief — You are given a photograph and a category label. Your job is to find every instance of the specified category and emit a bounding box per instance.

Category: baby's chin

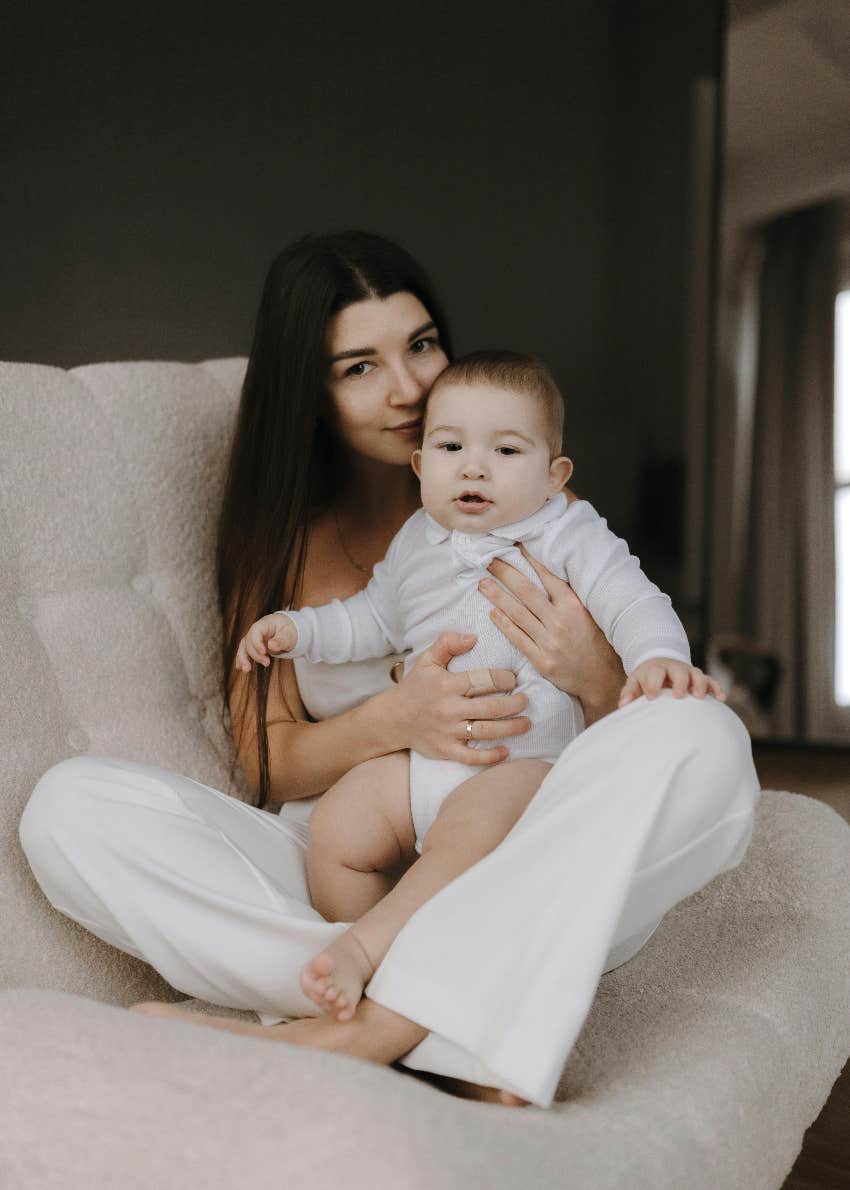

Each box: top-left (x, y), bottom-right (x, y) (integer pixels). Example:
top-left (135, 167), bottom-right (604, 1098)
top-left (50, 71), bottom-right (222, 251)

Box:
top-left (423, 501), bottom-right (496, 533)
top-left (425, 497), bottom-right (544, 534)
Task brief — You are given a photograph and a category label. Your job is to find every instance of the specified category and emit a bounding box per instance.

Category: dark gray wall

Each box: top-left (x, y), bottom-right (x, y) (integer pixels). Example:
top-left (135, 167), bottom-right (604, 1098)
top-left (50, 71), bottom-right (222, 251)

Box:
top-left (3, 4), bottom-right (613, 375)
top-left (611, 0), bottom-right (725, 633)
top-left (2, 1), bottom-right (722, 617)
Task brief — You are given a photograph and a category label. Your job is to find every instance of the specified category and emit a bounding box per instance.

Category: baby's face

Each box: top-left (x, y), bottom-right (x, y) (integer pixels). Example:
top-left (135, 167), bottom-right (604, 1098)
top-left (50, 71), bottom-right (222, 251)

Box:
top-left (411, 383), bottom-right (572, 533)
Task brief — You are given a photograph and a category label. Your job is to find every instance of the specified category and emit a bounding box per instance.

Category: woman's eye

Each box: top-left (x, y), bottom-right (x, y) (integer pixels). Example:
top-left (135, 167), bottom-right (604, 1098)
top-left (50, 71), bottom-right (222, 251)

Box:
top-left (344, 360), bottom-right (373, 378)
top-left (411, 336), bottom-right (439, 354)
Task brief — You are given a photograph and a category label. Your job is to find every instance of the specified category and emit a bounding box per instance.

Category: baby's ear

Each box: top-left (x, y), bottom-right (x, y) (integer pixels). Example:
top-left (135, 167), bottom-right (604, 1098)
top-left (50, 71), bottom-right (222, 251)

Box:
top-left (549, 456), bottom-right (573, 493)
top-left (410, 449), bottom-right (422, 478)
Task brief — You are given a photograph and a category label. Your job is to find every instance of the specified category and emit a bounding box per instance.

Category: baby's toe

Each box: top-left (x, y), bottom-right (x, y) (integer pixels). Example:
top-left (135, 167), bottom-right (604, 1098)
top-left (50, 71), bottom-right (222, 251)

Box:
top-left (330, 993), bottom-right (352, 1021)
top-left (300, 964), bottom-right (329, 1000)
top-left (311, 952), bottom-right (336, 978)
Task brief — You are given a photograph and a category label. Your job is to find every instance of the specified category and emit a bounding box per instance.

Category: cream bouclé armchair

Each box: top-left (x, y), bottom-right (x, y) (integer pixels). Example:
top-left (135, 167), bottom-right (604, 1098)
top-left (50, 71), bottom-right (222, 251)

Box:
top-left (1, 358), bottom-right (848, 1190)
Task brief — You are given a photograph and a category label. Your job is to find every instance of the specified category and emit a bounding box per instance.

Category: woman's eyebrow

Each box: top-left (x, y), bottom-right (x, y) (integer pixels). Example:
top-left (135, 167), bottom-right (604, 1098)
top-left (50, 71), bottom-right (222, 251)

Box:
top-left (329, 344), bottom-right (377, 363)
top-left (408, 320), bottom-right (436, 340)
top-left (329, 321), bottom-right (437, 365)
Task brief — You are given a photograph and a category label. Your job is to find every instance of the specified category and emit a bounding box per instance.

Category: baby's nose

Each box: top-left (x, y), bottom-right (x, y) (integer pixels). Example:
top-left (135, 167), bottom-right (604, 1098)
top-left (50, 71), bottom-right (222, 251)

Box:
top-left (460, 455), bottom-right (488, 478)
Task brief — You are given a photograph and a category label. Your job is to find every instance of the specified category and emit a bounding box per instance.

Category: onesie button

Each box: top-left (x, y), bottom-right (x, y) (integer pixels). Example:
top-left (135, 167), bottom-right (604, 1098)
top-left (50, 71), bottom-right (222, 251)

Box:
top-left (67, 728), bottom-right (89, 752)
top-left (456, 534), bottom-right (470, 544)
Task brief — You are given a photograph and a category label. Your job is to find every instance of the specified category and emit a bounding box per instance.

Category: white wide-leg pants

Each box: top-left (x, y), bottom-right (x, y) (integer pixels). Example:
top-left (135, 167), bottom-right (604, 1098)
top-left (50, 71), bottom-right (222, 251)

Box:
top-left (19, 692), bottom-right (759, 1108)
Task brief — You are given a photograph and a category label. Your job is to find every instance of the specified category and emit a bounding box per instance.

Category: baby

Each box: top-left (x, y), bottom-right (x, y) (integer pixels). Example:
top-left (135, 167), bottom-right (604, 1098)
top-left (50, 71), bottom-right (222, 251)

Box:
top-left (236, 350), bottom-right (723, 1022)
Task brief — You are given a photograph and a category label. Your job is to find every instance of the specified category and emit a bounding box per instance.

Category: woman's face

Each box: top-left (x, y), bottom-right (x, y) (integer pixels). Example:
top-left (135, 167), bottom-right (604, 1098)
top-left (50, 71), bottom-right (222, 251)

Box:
top-left (325, 292), bottom-right (448, 465)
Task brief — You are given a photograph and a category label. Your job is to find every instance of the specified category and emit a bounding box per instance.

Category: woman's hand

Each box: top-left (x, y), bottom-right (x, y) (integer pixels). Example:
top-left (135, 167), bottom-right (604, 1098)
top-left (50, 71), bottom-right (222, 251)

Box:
top-left (478, 545), bottom-right (625, 725)
top-left (390, 632), bottom-right (531, 765)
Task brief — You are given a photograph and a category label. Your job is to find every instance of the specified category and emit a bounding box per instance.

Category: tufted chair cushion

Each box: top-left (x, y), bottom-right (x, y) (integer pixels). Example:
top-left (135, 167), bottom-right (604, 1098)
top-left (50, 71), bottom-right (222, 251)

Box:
top-left (0, 358), bottom-right (250, 1000)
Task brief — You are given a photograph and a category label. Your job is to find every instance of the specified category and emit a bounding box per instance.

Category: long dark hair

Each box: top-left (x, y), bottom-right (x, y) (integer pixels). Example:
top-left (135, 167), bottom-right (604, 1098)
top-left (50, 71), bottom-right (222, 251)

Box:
top-left (216, 230), bottom-right (454, 810)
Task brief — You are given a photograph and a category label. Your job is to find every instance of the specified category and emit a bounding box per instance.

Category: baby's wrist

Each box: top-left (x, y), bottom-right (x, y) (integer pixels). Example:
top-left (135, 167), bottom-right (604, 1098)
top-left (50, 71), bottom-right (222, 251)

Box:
top-left (272, 611), bottom-right (298, 653)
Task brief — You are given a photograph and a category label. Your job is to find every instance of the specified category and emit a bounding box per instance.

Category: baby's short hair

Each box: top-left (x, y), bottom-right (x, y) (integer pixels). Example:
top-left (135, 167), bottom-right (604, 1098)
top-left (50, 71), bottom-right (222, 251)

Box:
top-left (428, 349), bottom-right (565, 455)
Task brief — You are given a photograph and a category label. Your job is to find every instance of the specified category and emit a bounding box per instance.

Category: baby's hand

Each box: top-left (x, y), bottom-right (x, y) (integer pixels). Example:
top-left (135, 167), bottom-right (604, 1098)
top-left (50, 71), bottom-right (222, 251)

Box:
top-left (618, 658), bottom-right (726, 708)
top-left (235, 613), bottom-right (297, 672)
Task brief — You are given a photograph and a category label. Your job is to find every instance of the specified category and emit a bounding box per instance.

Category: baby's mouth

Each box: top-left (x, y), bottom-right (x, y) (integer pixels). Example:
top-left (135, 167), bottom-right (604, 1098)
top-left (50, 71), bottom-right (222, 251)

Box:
top-left (455, 492), bottom-right (492, 510)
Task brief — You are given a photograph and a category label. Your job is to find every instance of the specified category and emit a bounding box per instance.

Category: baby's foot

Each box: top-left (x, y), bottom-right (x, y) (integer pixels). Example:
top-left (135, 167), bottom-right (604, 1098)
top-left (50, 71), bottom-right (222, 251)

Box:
top-left (300, 930), bottom-right (376, 1022)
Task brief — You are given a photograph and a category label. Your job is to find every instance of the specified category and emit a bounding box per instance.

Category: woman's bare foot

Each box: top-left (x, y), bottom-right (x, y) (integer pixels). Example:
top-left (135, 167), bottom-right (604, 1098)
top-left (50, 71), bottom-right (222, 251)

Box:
top-left (299, 929), bottom-right (375, 1021)
top-left (413, 1072), bottom-right (529, 1107)
top-left (127, 1001), bottom-right (529, 1106)
top-left (129, 1000), bottom-right (295, 1038)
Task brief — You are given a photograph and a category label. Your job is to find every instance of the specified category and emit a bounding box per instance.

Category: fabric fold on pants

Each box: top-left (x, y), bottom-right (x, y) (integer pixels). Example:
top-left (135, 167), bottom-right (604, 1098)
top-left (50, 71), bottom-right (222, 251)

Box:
top-left (18, 692), bottom-right (759, 1108)
top-left (368, 693), bottom-right (759, 1105)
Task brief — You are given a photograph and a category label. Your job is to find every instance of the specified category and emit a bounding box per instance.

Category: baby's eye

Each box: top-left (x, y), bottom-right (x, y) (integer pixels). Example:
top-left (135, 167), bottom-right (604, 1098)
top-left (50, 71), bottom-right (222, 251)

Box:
top-left (344, 360), bottom-right (374, 378)
top-left (496, 447), bottom-right (519, 456)
top-left (437, 442), bottom-right (462, 452)
top-left (410, 336), bottom-right (439, 354)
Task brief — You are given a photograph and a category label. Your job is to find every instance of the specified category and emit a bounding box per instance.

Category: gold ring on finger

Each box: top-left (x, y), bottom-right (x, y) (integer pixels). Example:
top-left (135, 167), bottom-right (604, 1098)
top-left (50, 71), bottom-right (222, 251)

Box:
top-left (464, 720), bottom-right (474, 740)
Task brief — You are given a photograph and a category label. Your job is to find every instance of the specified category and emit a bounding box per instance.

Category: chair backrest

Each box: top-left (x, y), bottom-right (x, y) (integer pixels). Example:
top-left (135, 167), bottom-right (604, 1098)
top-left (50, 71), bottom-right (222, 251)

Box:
top-left (0, 357), bottom-right (249, 993)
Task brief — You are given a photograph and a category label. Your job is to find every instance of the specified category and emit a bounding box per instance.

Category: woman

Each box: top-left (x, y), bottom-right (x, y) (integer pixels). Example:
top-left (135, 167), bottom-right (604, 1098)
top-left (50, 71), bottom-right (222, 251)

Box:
top-left (19, 231), bottom-right (760, 1109)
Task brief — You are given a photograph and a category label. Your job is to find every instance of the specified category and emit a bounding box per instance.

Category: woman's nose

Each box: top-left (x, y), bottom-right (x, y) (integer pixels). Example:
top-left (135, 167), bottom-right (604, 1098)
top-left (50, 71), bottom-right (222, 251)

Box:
top-left (388, 363), bottom-right (425, 406)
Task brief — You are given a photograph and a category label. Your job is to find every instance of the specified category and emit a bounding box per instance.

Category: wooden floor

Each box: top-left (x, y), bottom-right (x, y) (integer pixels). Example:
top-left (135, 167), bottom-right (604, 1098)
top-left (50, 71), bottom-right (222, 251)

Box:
top-left (754, 742), bottom-right (850, 827)
top-left (751, 742), bottom-right (850, 1190)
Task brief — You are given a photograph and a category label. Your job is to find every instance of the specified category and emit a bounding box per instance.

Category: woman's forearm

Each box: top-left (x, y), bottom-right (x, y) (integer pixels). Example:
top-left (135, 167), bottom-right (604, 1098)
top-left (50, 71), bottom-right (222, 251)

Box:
top-left (579, 653), bottom-right (626, 726)
top-left (259, 685), bottom-right (405, 812)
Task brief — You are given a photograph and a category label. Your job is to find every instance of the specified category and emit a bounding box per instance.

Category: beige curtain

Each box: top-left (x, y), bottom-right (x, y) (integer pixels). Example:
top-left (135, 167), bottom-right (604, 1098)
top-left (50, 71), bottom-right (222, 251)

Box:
top-left (711, 199), bottom-right (842, 739)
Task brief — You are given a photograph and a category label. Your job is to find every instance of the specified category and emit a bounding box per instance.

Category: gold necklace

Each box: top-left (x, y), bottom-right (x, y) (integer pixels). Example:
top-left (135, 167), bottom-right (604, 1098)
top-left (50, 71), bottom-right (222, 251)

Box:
top-left (332, 507), bottom-right (371, 575)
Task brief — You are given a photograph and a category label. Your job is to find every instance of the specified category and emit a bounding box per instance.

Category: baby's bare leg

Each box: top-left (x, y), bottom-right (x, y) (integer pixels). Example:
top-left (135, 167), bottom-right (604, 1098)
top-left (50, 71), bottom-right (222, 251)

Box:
top-left (306, 752), bottom-right (416, 923)
top-left (301, 753), bottom-right (416, 1019)
top-left (348, 759), bottom-right (552, 991)
top-left (304, 758), bottom-right (551, 1022)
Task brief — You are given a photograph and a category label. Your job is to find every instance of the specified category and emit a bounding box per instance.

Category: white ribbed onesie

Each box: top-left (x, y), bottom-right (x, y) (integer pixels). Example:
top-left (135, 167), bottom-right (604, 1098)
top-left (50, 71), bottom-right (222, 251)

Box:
top-left (280, 493), bottom-right (691, 851)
